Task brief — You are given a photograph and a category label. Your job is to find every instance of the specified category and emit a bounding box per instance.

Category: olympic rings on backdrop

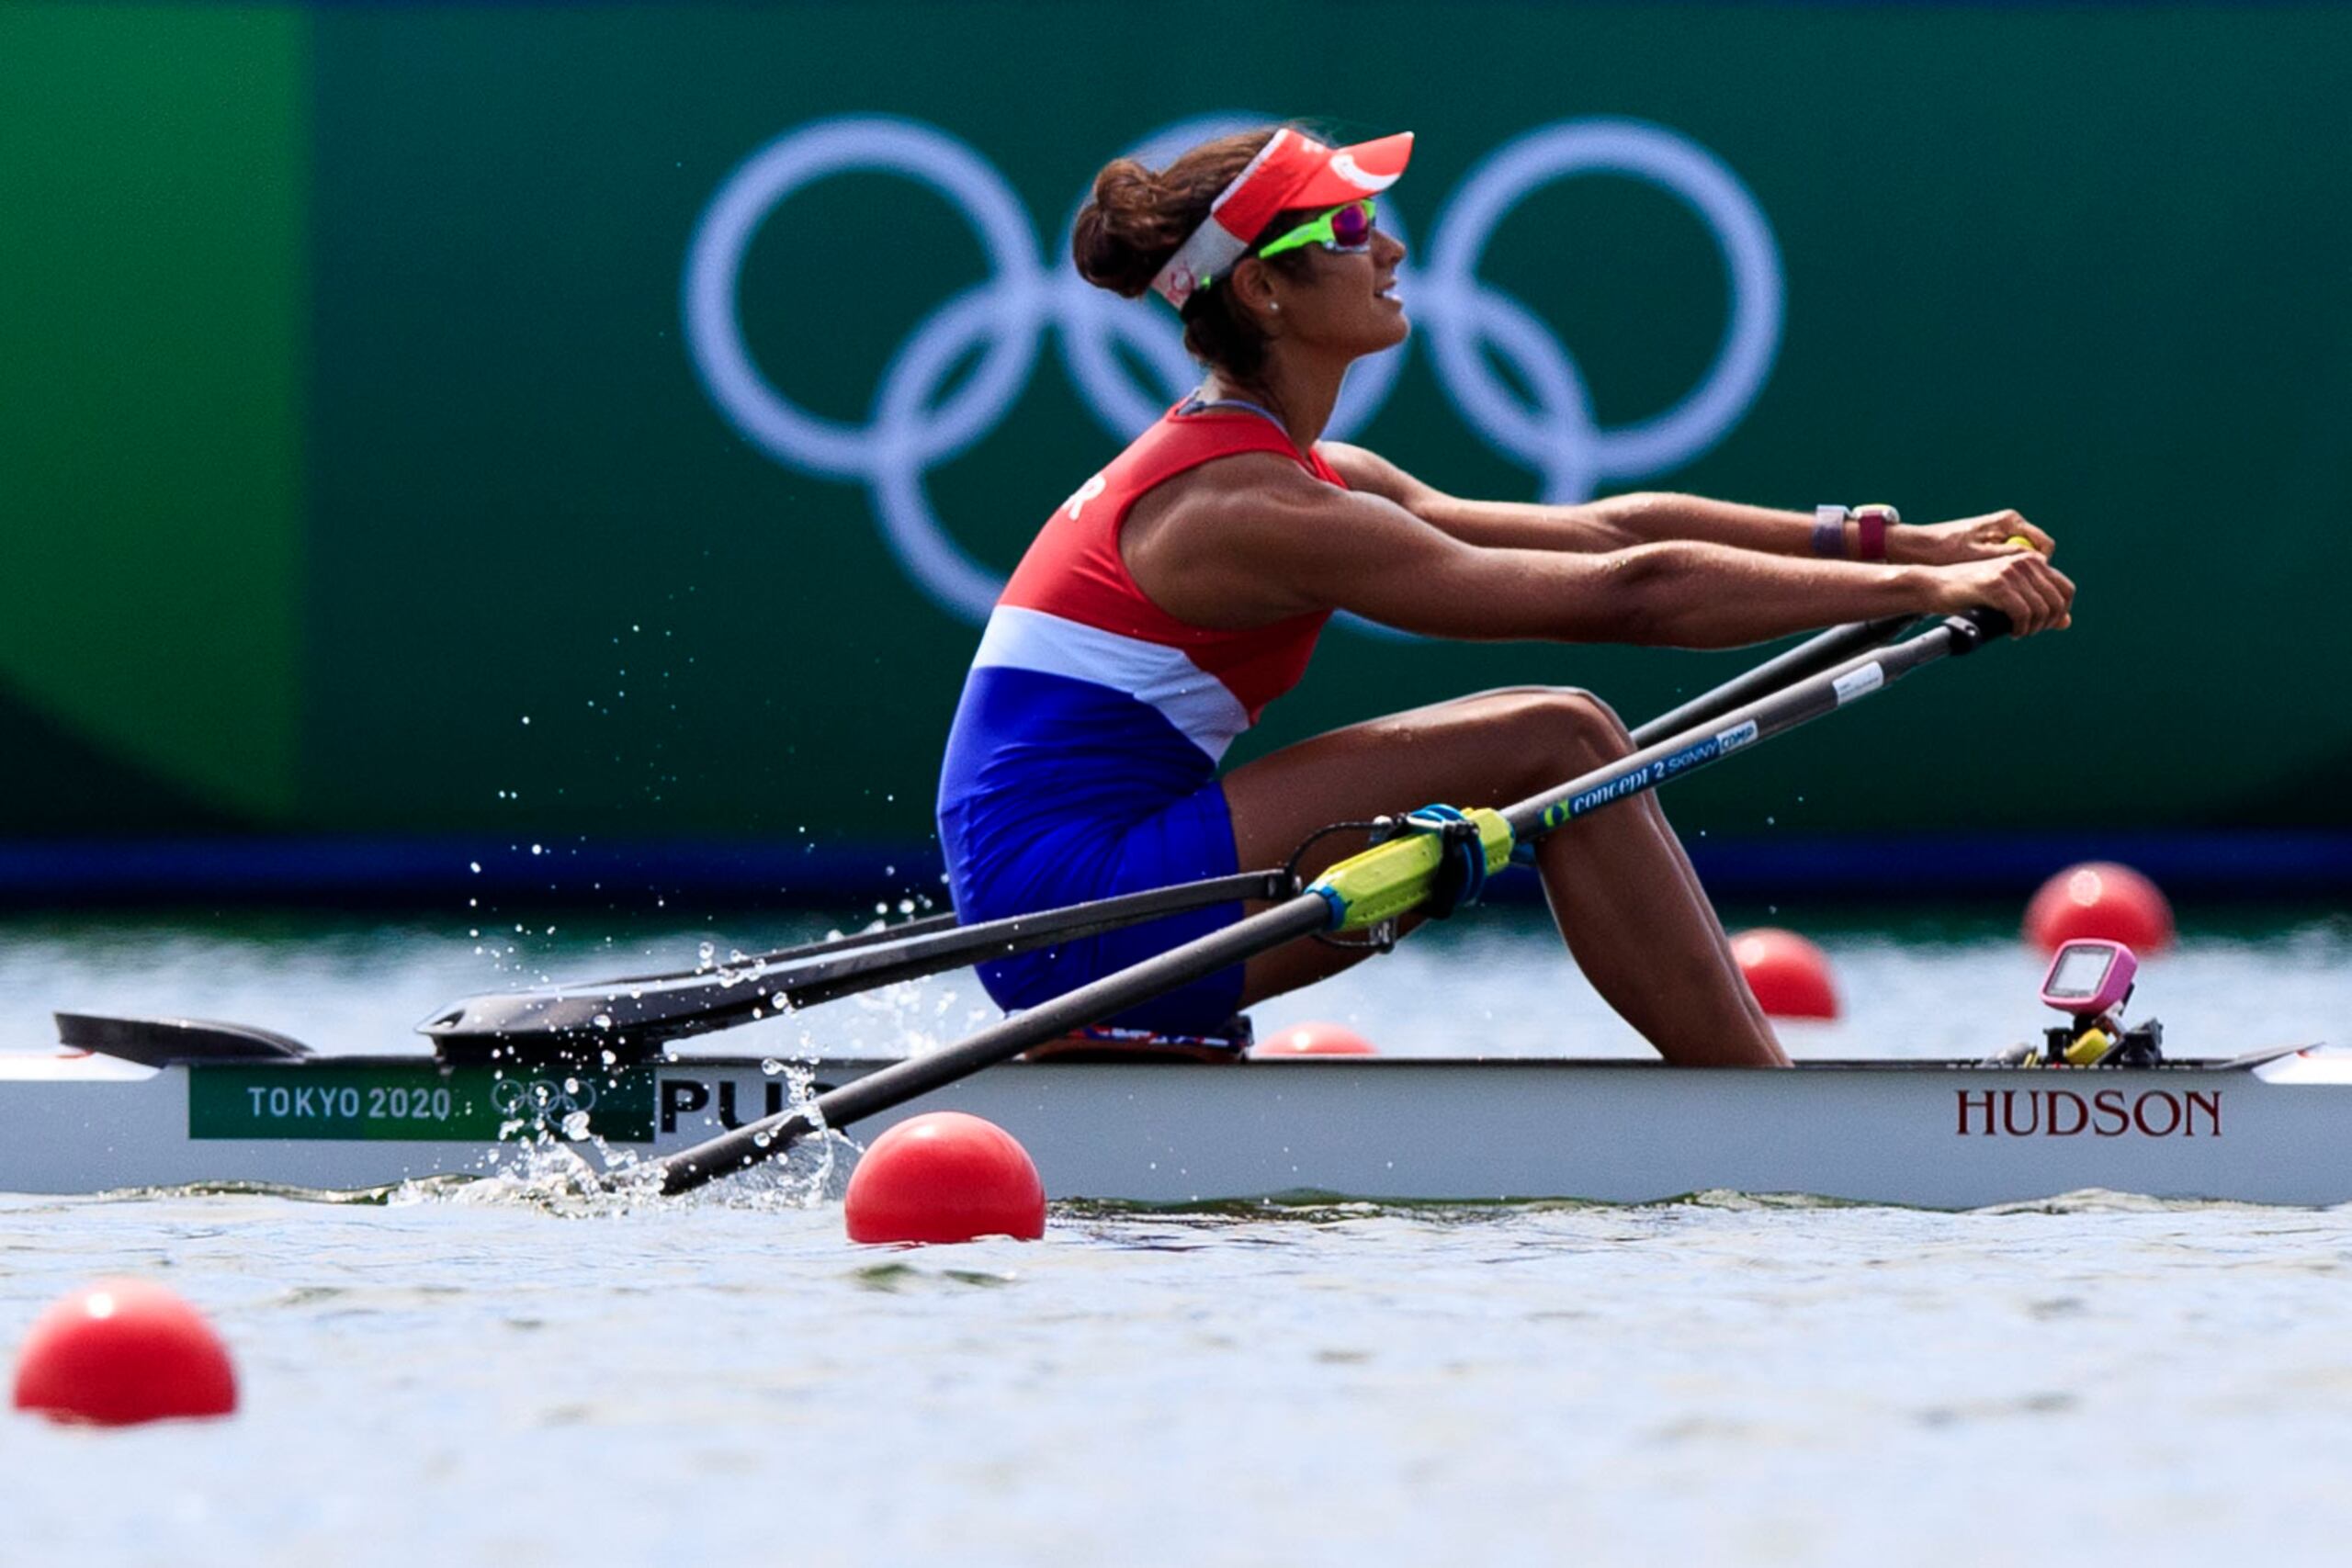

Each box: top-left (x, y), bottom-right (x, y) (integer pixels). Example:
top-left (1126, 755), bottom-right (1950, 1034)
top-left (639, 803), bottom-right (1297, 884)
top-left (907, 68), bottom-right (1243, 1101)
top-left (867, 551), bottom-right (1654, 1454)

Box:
top-left (682, 114), bottom-right (1784, 625)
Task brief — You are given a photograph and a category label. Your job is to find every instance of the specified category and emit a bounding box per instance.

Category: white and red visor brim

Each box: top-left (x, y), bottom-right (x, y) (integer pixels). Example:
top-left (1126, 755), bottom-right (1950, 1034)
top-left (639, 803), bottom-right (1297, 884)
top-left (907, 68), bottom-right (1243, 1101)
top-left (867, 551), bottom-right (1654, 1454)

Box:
top-left (1148, 129), bottom-right (1413, 309)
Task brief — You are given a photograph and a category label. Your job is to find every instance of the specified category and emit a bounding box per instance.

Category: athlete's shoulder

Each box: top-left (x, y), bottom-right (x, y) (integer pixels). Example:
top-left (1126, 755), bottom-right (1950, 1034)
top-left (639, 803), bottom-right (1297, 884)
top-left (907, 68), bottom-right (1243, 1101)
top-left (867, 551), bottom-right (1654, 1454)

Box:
top-left (1315, 442), bottom-right (1443, 511)
top-left (1148, 446), bottom-right (1337, 525)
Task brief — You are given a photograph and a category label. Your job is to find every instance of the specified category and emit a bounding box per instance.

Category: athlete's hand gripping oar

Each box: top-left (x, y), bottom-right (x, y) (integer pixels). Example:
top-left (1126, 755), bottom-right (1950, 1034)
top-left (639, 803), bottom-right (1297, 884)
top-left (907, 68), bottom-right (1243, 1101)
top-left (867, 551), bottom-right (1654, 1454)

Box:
top-left (650, 609), bottom-right (2012, 1195)
top-left (1630, 533), bottom-right (2042, 742)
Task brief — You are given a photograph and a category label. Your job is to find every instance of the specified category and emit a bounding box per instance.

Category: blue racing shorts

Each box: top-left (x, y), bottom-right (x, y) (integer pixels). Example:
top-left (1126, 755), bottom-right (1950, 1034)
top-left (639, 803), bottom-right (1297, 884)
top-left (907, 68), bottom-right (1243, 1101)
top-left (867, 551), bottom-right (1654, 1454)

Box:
top-left (944, 775), bottom-right (1248, 1035)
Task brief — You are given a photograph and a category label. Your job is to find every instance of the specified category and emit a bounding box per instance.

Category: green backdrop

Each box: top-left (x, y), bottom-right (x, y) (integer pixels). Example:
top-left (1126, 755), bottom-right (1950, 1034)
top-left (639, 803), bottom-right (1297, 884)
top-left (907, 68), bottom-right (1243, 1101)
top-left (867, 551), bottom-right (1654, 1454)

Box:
top-left (6, 2), bottom-right (2349, 865)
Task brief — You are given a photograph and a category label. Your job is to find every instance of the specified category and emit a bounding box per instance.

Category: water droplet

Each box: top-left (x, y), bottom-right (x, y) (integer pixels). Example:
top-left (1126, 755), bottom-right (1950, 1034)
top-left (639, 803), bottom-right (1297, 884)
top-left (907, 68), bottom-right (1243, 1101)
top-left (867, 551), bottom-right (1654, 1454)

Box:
top-left (593, 1013), bottom-right (613, 1031)
top-left (469, 862), bottom-right (482, 874)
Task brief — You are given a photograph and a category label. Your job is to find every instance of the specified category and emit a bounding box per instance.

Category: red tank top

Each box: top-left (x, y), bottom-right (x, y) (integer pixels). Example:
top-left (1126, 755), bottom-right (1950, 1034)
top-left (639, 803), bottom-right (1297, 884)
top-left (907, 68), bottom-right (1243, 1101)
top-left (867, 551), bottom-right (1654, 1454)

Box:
top-left (992, 401), bottom-right (1343, 728)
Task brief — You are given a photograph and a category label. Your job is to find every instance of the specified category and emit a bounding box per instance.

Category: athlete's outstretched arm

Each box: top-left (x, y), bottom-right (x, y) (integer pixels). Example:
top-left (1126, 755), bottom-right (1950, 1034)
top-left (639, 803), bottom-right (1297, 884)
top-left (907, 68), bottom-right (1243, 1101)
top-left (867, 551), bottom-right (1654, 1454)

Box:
top-left (1318, 443), bottom-right (2055, 566)
top-left (1125, 455), bottom-right (2075, 649)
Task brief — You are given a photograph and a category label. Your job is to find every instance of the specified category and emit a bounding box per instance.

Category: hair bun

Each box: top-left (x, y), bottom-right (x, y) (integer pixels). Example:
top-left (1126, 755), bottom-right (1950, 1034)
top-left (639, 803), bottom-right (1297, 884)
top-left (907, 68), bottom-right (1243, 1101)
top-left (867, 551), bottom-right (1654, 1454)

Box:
top-left (1070, 157), bottom-right (1187, 299)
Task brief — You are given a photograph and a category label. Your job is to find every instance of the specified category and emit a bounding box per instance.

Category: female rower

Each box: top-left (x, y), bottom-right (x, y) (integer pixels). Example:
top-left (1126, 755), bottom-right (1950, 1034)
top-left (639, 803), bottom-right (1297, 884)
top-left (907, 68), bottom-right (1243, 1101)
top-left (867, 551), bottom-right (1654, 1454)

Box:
top-left (935, 126), bottom-right (2075, 1066)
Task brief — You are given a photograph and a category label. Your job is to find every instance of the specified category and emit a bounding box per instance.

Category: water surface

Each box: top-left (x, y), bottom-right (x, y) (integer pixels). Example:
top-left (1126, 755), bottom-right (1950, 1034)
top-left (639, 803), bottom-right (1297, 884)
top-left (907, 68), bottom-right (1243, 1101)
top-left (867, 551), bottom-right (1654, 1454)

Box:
top-left (1, 906), bottom-right (2347, 1564)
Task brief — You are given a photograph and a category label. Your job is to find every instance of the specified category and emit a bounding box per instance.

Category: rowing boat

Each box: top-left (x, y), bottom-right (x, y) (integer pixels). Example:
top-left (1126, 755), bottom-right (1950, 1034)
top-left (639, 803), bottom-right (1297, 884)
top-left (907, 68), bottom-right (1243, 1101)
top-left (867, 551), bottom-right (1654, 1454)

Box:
top-left (0, 1021), bottom-right (2338, 1208)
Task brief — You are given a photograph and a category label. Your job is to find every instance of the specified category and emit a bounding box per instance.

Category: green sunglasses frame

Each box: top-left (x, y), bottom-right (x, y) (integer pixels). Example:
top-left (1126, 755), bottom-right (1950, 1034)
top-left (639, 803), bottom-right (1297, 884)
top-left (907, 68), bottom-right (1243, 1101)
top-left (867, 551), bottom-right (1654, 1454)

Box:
top-left (1253, 198), bottom-right (1379, 262)
top-left (1194, 199), bottom-right (1380, 295)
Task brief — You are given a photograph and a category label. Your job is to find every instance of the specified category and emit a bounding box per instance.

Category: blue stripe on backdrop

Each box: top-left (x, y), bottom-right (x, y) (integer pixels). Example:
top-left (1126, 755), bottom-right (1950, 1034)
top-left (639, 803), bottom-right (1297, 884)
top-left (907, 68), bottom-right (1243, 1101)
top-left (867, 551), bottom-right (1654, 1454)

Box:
top-left (1, 832), bottom-right (2347, 909)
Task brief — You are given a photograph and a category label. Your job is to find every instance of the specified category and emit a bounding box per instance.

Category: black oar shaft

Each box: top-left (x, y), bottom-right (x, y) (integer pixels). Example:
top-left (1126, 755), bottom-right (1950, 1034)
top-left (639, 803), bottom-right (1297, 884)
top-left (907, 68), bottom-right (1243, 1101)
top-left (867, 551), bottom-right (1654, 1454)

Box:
top-left (425, 867), bottom-right (1291, 1051)
top-left (1629, 615), bottom-right (1916, 748)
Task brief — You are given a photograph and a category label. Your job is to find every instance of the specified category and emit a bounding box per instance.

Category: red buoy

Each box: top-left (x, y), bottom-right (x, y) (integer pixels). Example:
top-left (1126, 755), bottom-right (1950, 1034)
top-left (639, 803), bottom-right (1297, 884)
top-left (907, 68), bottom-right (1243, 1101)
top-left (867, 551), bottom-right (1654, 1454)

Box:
top-left (1250, 1021), bottom-right (1378, 1057)
top-left (13, 1279), bottom-right (237, 1426)
top-left (844, 1111), bottom-right (1046, 1244)
top-left (2024, 862), bottom-right (2176, 954)
top-left (1731, 928), bottom-right (1839, 1020)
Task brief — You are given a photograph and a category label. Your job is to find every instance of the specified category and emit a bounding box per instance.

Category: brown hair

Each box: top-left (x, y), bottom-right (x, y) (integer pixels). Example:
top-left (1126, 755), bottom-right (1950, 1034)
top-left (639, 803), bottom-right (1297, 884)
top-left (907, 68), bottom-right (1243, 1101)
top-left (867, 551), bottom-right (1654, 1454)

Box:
top-left (1069, 129), bottom-right (1316, 383)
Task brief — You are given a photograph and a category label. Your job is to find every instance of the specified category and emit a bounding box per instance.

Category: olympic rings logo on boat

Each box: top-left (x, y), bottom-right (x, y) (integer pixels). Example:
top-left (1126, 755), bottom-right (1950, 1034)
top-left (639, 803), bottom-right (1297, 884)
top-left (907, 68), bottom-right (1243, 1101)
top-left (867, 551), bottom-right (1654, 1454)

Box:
top-left (490, 1076), bottom-right (599, 1121)
top-left (683, 114), bottom-right (1785, 624)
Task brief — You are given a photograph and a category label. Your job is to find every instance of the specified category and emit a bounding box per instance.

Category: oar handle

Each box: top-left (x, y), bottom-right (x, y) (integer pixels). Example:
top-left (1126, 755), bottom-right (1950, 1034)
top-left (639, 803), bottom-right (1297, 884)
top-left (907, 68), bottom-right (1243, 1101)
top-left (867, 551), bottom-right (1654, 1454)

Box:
top-left (1942, 604), bottom-right (2013, 649)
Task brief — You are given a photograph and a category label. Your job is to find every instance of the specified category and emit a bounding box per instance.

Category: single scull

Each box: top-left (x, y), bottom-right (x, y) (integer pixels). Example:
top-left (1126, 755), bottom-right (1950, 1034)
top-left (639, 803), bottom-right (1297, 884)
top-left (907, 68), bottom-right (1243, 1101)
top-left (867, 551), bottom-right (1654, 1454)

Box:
top-left (28, 611), bottom-right (2312, 1212)
top-left (0, 1024), bottom-right (2337, 1208)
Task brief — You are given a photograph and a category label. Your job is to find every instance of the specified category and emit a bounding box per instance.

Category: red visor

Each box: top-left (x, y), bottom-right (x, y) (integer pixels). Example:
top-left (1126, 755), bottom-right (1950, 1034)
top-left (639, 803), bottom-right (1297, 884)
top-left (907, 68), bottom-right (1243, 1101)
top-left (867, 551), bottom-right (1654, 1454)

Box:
top-left (1149, 129), bottom-right (1414, 308)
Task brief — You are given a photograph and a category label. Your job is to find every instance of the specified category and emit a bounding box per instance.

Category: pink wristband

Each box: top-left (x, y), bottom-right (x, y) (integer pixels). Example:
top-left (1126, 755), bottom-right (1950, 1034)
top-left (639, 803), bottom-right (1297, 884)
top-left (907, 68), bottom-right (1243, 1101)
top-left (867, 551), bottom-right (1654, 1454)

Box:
top-left (1854, 504), bottom-right (1898, 561)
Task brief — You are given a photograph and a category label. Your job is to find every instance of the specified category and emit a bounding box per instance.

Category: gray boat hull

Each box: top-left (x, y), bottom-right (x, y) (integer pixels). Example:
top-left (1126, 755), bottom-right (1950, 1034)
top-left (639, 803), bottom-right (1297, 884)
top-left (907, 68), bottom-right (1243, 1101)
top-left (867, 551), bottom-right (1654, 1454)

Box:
top-left (0, 1048), bottom-right (2340, 1208)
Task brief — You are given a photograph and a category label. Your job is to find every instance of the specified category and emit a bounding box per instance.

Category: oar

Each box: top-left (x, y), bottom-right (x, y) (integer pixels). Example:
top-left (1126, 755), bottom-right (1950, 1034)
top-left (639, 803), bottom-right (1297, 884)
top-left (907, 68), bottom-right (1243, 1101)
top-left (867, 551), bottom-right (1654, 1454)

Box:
top-left (1630, 615), bottom-right (1917, 746)
top-left (420, 867), bottom-right (1292, 1055)
top-left (650, 608), bottom-right (2012, 1194)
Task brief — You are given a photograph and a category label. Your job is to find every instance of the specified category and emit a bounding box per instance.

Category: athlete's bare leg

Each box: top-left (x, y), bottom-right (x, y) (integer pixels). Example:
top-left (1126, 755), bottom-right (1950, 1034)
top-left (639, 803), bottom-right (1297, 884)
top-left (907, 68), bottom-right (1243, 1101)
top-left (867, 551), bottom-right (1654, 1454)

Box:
top-left (1221, 687), bottom-right (1788, 1066)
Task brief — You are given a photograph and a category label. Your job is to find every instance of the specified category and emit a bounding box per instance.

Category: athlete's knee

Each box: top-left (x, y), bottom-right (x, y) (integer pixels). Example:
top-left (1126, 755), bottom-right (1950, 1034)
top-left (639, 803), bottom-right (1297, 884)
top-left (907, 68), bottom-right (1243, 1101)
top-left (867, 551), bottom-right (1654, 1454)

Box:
top-left (1461, 684), bottom-right (1621, 720)
top-left (1485, 687), bottom-right (1632, 782)
top-left (1558, 687), bottom-right (1632, 743)
top-left (1545, 689), bottom-right (1633, 763)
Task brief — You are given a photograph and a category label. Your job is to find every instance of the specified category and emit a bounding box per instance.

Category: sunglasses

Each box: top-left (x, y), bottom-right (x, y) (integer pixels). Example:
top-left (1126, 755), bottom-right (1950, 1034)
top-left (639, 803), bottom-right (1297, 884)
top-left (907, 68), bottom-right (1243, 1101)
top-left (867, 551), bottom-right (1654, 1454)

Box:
top-left (1253, 198), bottom-right (1379, 262)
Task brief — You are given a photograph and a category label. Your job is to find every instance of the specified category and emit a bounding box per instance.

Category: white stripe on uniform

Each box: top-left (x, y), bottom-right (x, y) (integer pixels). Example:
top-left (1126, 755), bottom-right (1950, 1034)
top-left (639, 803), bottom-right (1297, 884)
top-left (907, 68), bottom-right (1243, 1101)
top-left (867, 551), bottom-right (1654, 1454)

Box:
top-left (973, 605), bottom-right (1250, 762)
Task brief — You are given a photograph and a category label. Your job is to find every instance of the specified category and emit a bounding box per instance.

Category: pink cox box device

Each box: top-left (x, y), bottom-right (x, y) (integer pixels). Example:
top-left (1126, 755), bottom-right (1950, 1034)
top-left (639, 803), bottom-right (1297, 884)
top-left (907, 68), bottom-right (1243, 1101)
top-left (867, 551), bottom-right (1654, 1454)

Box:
top-left (2039, 939), bottom-right (2139, 1017)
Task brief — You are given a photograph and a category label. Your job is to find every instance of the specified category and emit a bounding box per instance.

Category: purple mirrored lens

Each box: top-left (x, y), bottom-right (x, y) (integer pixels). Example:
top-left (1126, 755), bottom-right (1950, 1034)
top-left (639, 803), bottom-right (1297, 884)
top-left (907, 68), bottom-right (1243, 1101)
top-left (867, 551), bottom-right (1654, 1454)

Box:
top-left (1330, 202), bottom-right (1373, 248)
